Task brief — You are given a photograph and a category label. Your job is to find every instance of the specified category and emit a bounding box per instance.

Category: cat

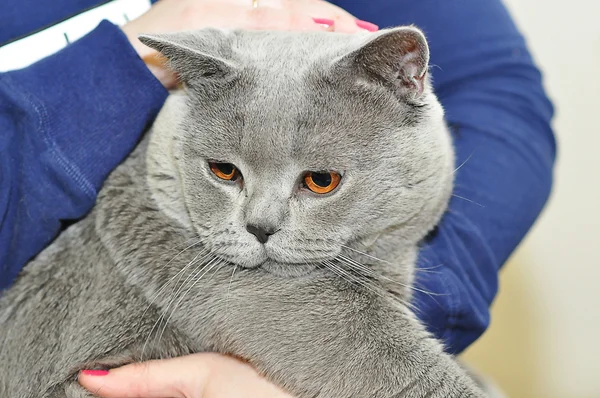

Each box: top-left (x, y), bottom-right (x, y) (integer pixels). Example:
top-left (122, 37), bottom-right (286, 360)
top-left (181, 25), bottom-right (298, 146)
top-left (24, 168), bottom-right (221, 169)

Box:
top-left (0, 26), bottom-right (487, 397)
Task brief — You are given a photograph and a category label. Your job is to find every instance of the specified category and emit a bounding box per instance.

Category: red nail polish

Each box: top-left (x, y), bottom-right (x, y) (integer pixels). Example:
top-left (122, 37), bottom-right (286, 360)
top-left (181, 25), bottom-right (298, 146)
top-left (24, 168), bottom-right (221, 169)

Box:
top-left (313, 18), bottom-right (335, 27)
top-left (355, 19), bottom-right (379, 32)
top-left (81, 369), bottom-right (109, 376)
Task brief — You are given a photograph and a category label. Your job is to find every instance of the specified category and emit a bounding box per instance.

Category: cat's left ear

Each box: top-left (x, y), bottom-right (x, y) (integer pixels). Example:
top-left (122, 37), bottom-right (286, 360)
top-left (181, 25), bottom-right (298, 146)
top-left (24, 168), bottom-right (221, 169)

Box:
top-left (138, 30), bottom-right (237, 83)
top-left (334, 26), bottom-right (430, 100)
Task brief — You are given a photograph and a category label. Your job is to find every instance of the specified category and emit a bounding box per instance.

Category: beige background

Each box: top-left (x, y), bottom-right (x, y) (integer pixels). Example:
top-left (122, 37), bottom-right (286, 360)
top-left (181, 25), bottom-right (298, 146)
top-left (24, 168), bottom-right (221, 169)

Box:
top-left (460, 0), bottom-right (600, 397)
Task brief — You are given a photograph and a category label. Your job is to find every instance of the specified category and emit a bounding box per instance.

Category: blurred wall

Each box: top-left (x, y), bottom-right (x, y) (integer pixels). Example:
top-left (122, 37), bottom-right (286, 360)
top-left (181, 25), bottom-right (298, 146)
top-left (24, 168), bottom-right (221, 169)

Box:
top-left (461, 1), bottom-right (600, 397)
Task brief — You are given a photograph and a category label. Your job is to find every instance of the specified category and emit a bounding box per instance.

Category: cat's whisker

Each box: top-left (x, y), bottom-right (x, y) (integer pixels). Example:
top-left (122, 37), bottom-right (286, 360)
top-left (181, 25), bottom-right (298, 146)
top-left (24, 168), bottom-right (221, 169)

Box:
top-left (414, 262), bottom-right (444, 274)
top-left (337, 247), bottom-right (443, 299)
top-left (164, 236), bottom-right (204, 254)
top-left (161, 249), bottom-right (214, 308)
top-left (140, 249), bottom-right (210, 361)
top-left (415, 242), bottom-right (447, 275)
top-left (322, 260), bottom-right (410, 308)
top-left (149, 242), bottom-right (205, 298)
top-left (451, 194), bottom-right (484, 208)
top-left (225, 264), bottom-right (238, 317)
top-left (428, 63), bottom-right (443, 72)
top-left (337, 254), bottom-right (409, 288)
top-left (337, 254), bottom-right (377, 274)
top-left (322, 260), bottom-right (361, 289)
top-left (154, 258), bottom-right (224, 350)
top-left (450, 152), bottom-right (473, 176)
top-left (339, 245), bottom-right (428, 295)
top-left (321, 258), bottom-right (373, 294)
top-left (134, 243), bottom-right (206, 357)
top-left (340, 244), bottom-right (396, 267)
top-left (343, 256), bottom-right (443, 299)
top-left (140, 241), bottom-right (206, 316)
top-left (335, 254), bottom-right (443, 312)
top-left (160, 239), bottom-right (205, 270)
top-left (334, 255), bottom-right (400, 292)
top-left (332, 257), bottom-right (420, 312)
top-left (152, 255), bottom-right (217, 345)
top-left (336, 255), bottom-right (389, 281)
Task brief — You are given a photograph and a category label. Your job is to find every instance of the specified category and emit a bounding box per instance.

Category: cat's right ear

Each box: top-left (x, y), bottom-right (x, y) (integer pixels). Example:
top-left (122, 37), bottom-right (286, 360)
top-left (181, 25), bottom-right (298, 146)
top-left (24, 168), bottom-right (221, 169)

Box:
top-left (332, 26), bottom-right (430, 101)
top-left (138, 31), bottom-right (237, 83)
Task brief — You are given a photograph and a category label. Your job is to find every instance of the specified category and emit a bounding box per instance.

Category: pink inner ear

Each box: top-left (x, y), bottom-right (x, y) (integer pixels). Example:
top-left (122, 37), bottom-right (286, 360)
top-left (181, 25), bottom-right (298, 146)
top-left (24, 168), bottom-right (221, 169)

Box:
top-left (399, 65), bottom-right (426, 97)
top-left (397, 41), bottom-right (427, 97)
top-left (341, 27), bottom-right (430, 99)
top-left (415, 71), bottom-right (427, 97)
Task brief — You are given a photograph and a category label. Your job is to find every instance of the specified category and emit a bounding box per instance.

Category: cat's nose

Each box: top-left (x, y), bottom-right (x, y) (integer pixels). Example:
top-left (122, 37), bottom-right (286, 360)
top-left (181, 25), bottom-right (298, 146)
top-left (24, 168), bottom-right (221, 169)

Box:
top-left (246, 224), bottom-right (276, 244)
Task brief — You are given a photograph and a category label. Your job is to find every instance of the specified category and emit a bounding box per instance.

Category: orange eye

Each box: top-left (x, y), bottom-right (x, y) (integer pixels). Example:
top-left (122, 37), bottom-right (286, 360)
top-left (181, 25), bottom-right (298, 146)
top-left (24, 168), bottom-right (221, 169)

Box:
top-left (303, 171), bottom-right (341, 194)
top-left (209, 162), bottom-right (240, 181)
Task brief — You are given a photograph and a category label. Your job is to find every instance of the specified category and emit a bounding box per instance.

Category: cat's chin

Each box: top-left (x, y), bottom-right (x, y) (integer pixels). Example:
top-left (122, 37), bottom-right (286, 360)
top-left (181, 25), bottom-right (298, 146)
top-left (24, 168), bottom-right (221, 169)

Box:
top-left (258, 259), bottom-right (319, 278)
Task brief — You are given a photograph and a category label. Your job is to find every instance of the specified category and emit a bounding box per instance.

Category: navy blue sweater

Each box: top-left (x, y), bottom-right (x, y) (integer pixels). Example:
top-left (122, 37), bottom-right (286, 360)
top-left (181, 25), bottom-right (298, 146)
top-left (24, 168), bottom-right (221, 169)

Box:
top-left (0, 0), bottom-right (555, 354)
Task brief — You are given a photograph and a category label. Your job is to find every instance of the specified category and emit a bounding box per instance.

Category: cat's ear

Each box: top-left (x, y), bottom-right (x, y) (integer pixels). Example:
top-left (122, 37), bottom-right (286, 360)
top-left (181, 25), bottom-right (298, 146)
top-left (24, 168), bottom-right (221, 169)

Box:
top-left (138, 31), bottom-right (237, 83)
top-left (334, 26), bottom-right (430, 100)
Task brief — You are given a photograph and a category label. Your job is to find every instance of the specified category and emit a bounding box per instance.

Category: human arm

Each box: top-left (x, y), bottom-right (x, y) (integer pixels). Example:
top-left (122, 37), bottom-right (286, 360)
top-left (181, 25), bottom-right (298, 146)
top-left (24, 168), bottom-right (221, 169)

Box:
top-left (332, 0), bottom-right (556, 353)
top-left (0, 21), bottom-right (167, 290)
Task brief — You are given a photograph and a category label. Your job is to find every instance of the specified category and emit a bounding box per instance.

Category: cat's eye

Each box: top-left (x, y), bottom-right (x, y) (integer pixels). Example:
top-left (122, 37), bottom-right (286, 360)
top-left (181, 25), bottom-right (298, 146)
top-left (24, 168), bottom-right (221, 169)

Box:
top-left (209, 162), bottom-right (241, 181)
top-left (303, 171), bottom-right (341, 194)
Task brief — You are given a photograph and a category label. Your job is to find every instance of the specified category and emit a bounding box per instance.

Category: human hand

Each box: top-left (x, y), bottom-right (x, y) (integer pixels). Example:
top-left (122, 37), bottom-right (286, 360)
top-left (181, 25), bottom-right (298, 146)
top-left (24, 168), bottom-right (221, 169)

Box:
top-left (78, 352), bottom-right (295, 398)
top-left (121, 0), bottom-right (378, 88)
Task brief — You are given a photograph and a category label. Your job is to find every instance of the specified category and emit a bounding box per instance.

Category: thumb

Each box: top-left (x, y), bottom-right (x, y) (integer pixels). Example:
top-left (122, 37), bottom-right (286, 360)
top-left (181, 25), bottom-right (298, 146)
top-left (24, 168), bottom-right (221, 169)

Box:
top-left (78, 355), bottom-right (209, 398)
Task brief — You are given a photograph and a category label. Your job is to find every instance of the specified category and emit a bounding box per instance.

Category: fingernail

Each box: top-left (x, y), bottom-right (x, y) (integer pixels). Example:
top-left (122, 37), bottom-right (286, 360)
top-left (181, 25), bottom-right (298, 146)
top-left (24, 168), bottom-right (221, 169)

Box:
top-left (313, 18), bottom-right (335, 28)
top-left (81, 369), bottom-right (109, 376)
top-left (355, 19), bottom-right (379, 32)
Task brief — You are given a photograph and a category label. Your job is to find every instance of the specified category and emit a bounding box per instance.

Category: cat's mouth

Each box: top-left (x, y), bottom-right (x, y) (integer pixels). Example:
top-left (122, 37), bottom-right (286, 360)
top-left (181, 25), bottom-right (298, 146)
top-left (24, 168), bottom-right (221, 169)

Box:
top-left (258, 259), bottom-right (319, 277)
top-left (208, 241), bottom-right (332, 277)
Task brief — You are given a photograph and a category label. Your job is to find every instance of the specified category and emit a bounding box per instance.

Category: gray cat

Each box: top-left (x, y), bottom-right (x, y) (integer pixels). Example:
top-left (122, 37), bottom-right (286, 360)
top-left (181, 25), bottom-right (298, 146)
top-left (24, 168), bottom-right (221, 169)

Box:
top-left (0, 27), bottom-right (487, 397)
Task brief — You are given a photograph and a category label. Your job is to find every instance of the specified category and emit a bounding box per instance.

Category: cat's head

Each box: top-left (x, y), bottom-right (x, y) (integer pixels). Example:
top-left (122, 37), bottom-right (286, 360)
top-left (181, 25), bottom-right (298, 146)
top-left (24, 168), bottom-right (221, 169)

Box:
top-left (141, 27), bottom-right (454, 275)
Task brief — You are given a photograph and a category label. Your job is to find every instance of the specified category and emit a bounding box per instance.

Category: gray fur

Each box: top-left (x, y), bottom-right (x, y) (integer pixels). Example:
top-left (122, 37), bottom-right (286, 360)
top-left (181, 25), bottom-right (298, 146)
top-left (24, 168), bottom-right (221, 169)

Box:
top-left (0, 27), bottom-right (486, 397)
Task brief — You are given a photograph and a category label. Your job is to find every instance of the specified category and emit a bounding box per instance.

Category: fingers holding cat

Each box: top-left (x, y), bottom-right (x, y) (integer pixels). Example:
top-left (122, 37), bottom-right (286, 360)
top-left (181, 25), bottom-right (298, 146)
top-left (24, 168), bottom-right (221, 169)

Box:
top-left (249, 0), bottom-right (379, 32)
top-left (78, 353), bottom-right (294, 398)
top-left (121, 0), bottom-right (378, 88)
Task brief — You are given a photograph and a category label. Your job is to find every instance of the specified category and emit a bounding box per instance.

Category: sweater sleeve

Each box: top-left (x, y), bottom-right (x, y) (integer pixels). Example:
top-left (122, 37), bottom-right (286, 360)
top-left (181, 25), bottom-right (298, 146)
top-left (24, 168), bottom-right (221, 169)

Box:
top-left (333, 0), bottom-right (556, 353)
top-left (0, 20), bottom-right (168, 290)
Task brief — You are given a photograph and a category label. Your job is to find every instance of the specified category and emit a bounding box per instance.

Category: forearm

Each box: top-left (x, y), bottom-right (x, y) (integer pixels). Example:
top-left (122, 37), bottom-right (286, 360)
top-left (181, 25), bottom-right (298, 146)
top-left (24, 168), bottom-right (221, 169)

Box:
top-left (0, 20), bottom-right (167, 289)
